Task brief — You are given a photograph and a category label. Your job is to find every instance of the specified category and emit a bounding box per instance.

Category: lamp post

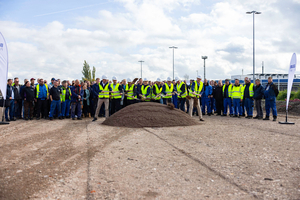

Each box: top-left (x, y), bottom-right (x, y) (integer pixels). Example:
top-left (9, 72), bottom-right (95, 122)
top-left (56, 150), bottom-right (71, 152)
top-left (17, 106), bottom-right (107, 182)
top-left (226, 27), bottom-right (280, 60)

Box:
top-left (169, 46), bottom-right (178, 80)
top-left (196, 70), bottom-right (198, 76)
top-left (138, 60), bottom-right (144, 79)
top-left (246, 10), bottom-right (261, 83)
top-left (202, 56), bottom-right (208, 79)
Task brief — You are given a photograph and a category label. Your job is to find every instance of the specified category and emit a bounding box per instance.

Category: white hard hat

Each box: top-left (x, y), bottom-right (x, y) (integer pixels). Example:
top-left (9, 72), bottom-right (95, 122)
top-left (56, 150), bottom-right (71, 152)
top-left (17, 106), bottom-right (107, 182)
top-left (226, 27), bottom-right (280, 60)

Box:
top-left (143, 78), bottom-right (148, 81)
top-left (175, 77), bottom-right (180, 82)
top-left (112, 76), bottom-right (117, 81)
top-left (197, 75), bottom-right (202, 79)
top-left (156, 78), bottom-right (161, 82)
top-left (127, 78), bottom-right (131, 82)
top-left (102, 75), bottom-right (108, 80)
top-left (167, 77), bottom-right (172, 81)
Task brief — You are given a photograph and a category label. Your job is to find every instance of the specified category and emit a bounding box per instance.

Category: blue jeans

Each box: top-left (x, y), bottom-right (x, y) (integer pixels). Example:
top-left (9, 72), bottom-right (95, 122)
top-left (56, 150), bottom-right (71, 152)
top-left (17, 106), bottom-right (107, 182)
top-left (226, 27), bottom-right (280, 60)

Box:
top-left (172, 95), bottom-right (178, 108)
top-left (210, 98), bottom-right (216, 112)
top-left (49, 100), bottom-right (61, 118)
top-left (5, 99), bottom-right (15, 120)
top-left (201, 97), bottom-right (211, 114)
top-left (223, 98), bottom-right (233, 115)
top-left (265, 97), bottom-right (277, 117)
top-left (233, 99), bottom-right (242, 115)
top-left (71, 102), bottom-right (82, 118)
top-left (244, 98), bottom-right (254, 116)
top-left (61, 99), bottom-right (71, 117)
top-left (163, 98), bottom-right (172, 105)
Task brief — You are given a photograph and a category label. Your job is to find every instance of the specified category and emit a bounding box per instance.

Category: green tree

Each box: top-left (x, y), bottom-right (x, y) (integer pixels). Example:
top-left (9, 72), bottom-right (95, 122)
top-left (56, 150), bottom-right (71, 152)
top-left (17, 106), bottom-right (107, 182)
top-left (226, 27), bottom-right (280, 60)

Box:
top-left (81, 60), bottom-right (96, 82)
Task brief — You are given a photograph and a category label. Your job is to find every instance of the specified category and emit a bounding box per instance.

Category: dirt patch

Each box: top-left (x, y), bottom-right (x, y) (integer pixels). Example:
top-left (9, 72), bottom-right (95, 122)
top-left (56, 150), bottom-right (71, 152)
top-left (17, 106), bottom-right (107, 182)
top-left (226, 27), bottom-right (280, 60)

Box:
top-left (276, 100), bottom-right (300, 116)
top-left (102, 102), bottom-right (200, 128)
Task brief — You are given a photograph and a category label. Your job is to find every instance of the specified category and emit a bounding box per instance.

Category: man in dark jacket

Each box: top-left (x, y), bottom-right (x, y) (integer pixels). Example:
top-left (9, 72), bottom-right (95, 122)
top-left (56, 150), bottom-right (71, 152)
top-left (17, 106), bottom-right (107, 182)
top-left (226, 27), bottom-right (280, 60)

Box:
top-left (5, 79), bottom-right (15, 121)
top-left (13, 77), bottom-right (23, 119)
top-left (213, 80), bottom-right (223, 115)
top-left (264, 77), bottom-right (278, 121)
top-left (71, 79), bottom-right (84, 120)
top-left (21, 81), bottom-right (35, 120)
top-left (253, 79), bottom-right (264, 119)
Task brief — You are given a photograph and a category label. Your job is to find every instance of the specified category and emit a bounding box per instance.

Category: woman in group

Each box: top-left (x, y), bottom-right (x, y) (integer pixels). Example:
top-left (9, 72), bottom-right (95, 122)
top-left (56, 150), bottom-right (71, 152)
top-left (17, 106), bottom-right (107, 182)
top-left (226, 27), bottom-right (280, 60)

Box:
top-left (21, 81), bottom-right (35, 120)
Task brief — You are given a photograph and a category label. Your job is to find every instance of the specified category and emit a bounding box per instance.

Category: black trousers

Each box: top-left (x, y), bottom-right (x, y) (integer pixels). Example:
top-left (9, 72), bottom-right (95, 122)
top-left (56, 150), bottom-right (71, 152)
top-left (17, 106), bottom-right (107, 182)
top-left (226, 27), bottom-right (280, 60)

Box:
top-left (215, 98), bottom-right (223, 115)
top-left (36, 99), bottom-right (48, 118)
top-left (83, 100), bottom-right (90, 117)
top-left (111, 99), bottom-right (121, 115)
top-left (127, 100), bottom-right (135, 105)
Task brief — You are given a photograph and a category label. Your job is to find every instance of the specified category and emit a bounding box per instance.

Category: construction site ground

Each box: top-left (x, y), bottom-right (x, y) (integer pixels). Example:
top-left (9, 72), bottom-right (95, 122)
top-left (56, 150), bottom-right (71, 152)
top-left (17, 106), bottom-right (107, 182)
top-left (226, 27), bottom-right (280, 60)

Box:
top-left (0, 111), bottom-right (300, 200)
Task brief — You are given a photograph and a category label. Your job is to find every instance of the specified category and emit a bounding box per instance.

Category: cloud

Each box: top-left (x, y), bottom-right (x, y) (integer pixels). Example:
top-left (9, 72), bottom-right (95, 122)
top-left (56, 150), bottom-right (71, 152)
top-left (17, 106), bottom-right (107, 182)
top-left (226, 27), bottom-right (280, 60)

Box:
top-left (0, 0), bottom-right (299, 83)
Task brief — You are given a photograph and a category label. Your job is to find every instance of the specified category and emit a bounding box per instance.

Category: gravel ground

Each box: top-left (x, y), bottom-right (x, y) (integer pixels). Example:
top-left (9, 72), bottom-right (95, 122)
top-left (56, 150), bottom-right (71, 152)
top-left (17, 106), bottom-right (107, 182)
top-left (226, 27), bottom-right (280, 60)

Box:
top-left (0, 110), bottom-right (299, 200)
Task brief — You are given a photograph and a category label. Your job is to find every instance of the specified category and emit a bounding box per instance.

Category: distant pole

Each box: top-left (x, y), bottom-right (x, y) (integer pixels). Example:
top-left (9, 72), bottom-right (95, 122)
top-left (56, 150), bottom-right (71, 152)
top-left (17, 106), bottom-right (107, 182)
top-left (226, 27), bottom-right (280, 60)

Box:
top-left (196, 70), bottom-right (198, 76)
top-left (246, 10), bottom-right (261, 84)
top-left (138, 60), bottom-right (144, 79)
top-left (262, 61), bottom-right (264, 74)
top-left (202, 56), bottom-right (208, 79)
top-left (169, 46), bottom-right (178, 80)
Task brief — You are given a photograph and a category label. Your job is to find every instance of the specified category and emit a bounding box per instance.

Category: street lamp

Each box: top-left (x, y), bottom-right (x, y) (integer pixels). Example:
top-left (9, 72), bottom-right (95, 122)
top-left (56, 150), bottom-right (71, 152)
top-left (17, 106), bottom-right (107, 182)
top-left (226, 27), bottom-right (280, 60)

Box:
top-left (169, 46), bottom-right (178, 80)
top-left (138, 60), bottom-right (144, 79)
top-left (246, 10), bottom-right (261, 83)
top-left (202, 56), bottom-right (208, 79)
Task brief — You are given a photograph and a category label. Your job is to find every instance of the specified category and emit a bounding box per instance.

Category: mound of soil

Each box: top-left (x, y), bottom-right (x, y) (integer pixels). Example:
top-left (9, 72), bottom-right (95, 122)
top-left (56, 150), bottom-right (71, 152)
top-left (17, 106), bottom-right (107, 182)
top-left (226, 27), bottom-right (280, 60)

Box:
top-left (102, 102), bottom-right (200, 128)
top-left (276, 100), bottom-right (300, 116)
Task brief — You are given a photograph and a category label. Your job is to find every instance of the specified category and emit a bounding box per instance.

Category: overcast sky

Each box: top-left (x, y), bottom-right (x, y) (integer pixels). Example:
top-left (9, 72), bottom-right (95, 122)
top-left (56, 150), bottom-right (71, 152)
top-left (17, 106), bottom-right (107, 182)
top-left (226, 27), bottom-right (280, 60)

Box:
top-left (0, 0), bottom-right (299, 82)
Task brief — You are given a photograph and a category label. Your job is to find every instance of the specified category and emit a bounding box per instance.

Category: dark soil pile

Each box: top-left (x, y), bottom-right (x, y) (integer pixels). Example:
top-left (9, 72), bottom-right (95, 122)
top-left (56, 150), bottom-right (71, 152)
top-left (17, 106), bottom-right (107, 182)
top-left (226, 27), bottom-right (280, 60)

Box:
top-left (276, 100), bottom-right (300, 116)
top-left (102, 102), bottom-right (200, 128)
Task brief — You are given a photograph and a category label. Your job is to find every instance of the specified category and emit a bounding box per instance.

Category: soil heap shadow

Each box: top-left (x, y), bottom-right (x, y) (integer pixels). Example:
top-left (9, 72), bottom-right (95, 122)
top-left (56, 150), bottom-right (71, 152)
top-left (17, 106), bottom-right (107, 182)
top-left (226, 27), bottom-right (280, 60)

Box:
top-left (102, 102), bottom-right (200, 128)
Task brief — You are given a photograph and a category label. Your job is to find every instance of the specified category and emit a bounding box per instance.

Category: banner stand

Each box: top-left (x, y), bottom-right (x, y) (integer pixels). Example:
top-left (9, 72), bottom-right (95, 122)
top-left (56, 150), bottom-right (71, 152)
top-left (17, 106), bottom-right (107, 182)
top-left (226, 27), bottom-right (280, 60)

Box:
top-left (279, 110), bottom-right (294, 125)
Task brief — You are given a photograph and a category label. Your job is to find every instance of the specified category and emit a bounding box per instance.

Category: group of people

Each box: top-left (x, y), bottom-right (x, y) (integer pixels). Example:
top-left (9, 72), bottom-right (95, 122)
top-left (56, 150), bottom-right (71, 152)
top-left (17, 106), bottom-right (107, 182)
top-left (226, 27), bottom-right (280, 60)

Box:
top-left (2, 74), bottom-right (279, 122)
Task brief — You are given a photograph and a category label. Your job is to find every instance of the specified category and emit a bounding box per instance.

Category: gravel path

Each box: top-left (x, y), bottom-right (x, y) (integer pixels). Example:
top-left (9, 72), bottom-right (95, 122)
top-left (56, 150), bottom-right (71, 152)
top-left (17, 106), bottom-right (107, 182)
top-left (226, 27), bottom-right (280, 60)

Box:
top-left (0, 112), bottom-right (299, 199)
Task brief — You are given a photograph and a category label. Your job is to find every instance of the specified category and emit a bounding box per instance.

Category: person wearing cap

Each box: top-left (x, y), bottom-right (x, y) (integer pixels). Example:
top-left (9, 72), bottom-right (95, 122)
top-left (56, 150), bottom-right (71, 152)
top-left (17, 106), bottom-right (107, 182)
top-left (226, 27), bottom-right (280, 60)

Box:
top-left (48, 78), bottom-right (55, 90)
top-left (93, 75), bottom-right (112, 121)
top-left (49, 80), bottom-right (62, 120)
top-left (201, 79), bottom-right (213, 116)
top-left (222, 79), bottom-right (233, 116)
top-left (175, 77), bottom-right (187, 112)
top-left (243, 77), bottom-right (254, 118)
top-left (35, 78), bottom-right (49, 120)
top-left (162, 77), bottom-right (174, 105)
top-left (139, 78), bottom-right (151, 102)
top-left (189, 76), bottom-right (204, 121)
top-left (231, 79), bottom-right (244, 118)
top-left (60, 80), bottom-right (72, 119)
top-left (110, 76), bottom-right (123, 115)
top-left (125, 78), bottom-right (137, 105)
top-left (71, 79), bottom-right (84, 120)
top-left (152, 78), bottom-right (163, 103)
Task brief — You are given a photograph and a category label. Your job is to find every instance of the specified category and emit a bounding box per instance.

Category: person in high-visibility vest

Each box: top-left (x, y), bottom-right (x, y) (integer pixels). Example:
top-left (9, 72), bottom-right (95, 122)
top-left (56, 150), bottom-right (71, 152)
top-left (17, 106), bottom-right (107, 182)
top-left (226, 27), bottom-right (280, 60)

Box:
top-left (189, 75), bottom-right (204, 121)
top-left (93, 75), bottom-right (112, 121)
top-left (222, 79), bottom-right (233, 116)
top-left (162, 77), bottom-right (174, 105)
top-left (125, 78), bottom-right (137, 105)
top-left (110, 76), bottom-right (123, 115)
top-left (152, 78), bottom-right (163, 104)
top-left (60, 80), bottom-right (72, 119)
top-left (139, 78), bottom-right (151, 101)
top-left (35, 78), bottom-right (49, 120)
top-left (243, 77), bottom-right (255, 118)
top-left (175, 77), bottom-right (187, 112)
top-left (231, 79), bottom-right (244, 117)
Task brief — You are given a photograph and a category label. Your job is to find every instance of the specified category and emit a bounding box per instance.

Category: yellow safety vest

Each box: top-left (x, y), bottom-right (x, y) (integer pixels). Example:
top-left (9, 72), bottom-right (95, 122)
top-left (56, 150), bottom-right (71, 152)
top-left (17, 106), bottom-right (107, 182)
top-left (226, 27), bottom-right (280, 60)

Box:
top-left (153, 84), bottom-right (162, 100)
top-left (243, 83), bottom-right (254, 98)
top-left (60, 87), bottom-right (71, 102)
top-left (141, 85), bottom-right (151, 101)
top-left (176, 81), bottom-right (187, 98)
top-left (110, 83), bottom-right (122, 99)
top-left (98, 83), bottom-right (110, 98)
top-left (189, 81), bottom-right (203, 97)
top-left (36, 84), bottom-right (49, 98)
top-left (231, 85), bottom-right (244, 99)
top-left (163, 83), bottom-right (173, 99)
top-left (222, 84), bottom-right (232, 98)
top-left (125, 84), bottom-right (135, 100)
